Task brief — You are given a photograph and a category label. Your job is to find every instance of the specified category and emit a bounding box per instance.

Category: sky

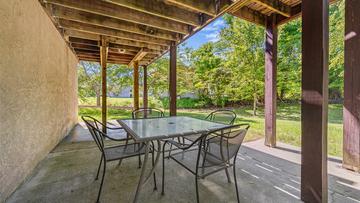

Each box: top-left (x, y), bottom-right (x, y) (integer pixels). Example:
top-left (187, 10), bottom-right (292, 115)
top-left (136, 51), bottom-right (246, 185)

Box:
top-left (180, 17), bottom-right (226, 49)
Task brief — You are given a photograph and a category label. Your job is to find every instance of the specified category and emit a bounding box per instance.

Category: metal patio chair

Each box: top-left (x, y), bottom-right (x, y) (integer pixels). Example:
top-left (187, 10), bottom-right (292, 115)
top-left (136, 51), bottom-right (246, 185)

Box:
top-left (184, 109), bottom-right (237, 142)
top-left (82, 116), bottom-right (157, 203)
top-left (132, 107), bottom-right (165, 119)
top-left (130, 108), bottom-right (165, 167)
top-left (81, 116), bottom-right (142, 168)
top-left (162, 124), bottom-right (250, 203)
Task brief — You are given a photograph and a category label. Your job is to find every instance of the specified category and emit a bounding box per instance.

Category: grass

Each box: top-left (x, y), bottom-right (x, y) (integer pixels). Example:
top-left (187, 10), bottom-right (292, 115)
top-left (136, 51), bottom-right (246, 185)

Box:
top-left (78, 98), bottom-right (343, 157)
top-left (79, 97), bottom-right (137, 107)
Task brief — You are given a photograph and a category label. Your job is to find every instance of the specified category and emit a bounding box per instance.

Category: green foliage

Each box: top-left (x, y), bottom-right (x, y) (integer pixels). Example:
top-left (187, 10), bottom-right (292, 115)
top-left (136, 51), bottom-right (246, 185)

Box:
top-left (77, 62), bottom-right (132, 106)
top-left (277, 19), bottom-right (302, 100)
top-left (160, 98), bottom-right (205, 109)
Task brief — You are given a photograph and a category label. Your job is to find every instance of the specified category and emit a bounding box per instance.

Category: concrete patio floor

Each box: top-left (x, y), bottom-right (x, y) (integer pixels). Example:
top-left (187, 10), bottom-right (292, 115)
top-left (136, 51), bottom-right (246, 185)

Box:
top-left (7, 123), bottom-right (360, 203)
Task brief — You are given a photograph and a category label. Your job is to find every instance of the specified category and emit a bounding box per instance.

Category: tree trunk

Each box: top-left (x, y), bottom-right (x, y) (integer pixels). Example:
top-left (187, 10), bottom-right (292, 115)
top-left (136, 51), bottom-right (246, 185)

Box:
top-left (96, 93), bottom-right (101, 107)
top-left (253, 93), bottom-right (258, 116)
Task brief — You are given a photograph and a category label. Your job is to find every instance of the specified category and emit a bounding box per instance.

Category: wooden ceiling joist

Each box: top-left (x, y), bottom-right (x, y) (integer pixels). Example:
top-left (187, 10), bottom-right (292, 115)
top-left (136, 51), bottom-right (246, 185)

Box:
top-left (65, 29), bottom-right (167, 52)
top-left (251, 0), bottom-right (291, 17)
top-left (71, 43), bottom-right (99, 51)
top-left (59, 19), bottom-right (172, 46)
top-left (165, 0), bottom-right (231, 17)
top-left (65, 30), bottom-right (100, 41)
top-left (231, 6), bottom-right (267, 26)
top-left (228, 0), bottom-right (251, 13)
top-left (41, 0), bottom-right (313, 66)
top-left (129, 48), bottom-right (148, 66)
top-left (45, 0), bottom-right (190, 34)
top-left (103, 0), bottom-right (203, 26)
top-left (52, 6), bottom-right (180, 41)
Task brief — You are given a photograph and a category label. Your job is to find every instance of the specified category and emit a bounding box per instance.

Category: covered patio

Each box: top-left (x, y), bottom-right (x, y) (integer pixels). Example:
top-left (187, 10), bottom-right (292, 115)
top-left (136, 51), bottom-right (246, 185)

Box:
top-left (6, 124), bottom-right (360, 202)
top-left (1, 0), bottom-right (360, 202)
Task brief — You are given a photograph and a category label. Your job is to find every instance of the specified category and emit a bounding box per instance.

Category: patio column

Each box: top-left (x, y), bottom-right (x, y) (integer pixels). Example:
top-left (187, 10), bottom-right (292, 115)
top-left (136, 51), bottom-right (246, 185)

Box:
top-left (264, 14), bottom-right (277, 147)
top-left (143, 65), bottom-right (148, 109)
top-left (133, 60), bottom-right (140, 110)
top-left (169, 42), bottom-right (177, 116)
top-left (301, 0), bottom-right (329, 202)
top-left (343, 0), bottom-right (360, 172)
top-left (100, 36), bottom-right (108, 132)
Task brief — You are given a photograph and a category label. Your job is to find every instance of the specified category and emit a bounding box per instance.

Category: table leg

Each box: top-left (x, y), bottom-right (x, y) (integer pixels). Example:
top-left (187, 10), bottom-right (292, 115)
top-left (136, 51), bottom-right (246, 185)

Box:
top-left (133, 140), bottom-right (162, 203)
top-left (133, 141), bottom-right (150, 203)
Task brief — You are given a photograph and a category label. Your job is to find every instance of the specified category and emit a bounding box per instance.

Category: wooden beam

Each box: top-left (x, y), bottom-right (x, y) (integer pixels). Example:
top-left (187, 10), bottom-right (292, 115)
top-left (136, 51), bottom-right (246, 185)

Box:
top-left (65, 30), bottom-right (100, 41)
top-left (230, 6), bottom-right (266, 26)
top-left (143, 65), bottom-right (148, 109)
top-left (65, 29), bottom-right (167, 51)
top-left (169, 42), bottom-right (177, 116)
top-left (100, 36), bottom-right (108, 132)
top-left (168, 0), bottom-right (232, 16)
top-left (59, 19), bottom-right (172, 46)
top-left (103, 0), bottom-right (202, 26)
top-left (71, 43), bottom-right (99, 51)
top-left (343, 0), bottom-right (360, 172)
top-left (276, 3), bottom-right (301, 25)
top-left (129, 48), bottom-right (148, 66)
top-left (133, 61), bottom-right (140, 110)
top-left (108, 48), bottom-right (138, 56)
top-left (107, 38), bottom-right (167, 52)
top-left (301, 0), bottom-right (329, 202)
top-left (264, 15), bottom-right (277, 147)
top-left (45, 0), bottom-right (189, 34)
top-left (276, 0), bottom-right (338, 26)
top-left (69, 37), bottom-right (98, 46)
top-left (52, 5), bottom-right (180, 41)
top-left (228, 0), bottom-right (251, 13)
top-left (251, 0), bottom-right (291, 17)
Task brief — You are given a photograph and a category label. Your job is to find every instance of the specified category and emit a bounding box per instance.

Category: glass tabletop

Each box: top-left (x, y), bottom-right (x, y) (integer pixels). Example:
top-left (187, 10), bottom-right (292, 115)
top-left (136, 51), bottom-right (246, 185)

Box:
top-left (117, 116), bottom-right (229, 142)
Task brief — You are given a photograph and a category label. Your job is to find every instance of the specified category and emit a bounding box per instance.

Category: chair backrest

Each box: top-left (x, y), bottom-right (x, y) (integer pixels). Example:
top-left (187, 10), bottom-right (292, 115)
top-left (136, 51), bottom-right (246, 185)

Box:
top-left (205, 110), bottom-right (237, 125)
top-left (82, 116), bottom-right (106, 153)
top-left (81, 115), bottom-right (106, 131)
top-left (201, 124), bottom-right (249, 166)
top-left (132, 108), bottom-right (165, 119)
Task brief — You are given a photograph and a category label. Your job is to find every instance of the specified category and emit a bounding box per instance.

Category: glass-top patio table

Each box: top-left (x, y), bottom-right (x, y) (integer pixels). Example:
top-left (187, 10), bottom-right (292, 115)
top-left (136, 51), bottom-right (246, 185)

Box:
top-left (117, 116), bottom-right (230, 203)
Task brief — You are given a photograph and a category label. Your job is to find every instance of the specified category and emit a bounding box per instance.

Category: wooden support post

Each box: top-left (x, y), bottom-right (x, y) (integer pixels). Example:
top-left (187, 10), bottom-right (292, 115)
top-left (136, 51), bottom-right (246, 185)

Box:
top-left (100, 36), bottom-right (108, 132)
top-left (133, 60), bottom-right (140, 110)
top-left (143, 65), bottom-right (148, 109)
top-left (169, 42), bottom-right (177, 116)
top-left (301, 0), bottom-right (329, 202)
top-left (343, 0), bottom-right (360, 172)
top-left (264, 15), bottom-right (277, 147)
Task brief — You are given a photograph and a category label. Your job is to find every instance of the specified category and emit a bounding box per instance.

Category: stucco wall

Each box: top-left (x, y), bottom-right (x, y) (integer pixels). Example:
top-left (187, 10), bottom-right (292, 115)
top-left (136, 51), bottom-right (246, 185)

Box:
top-left (0, 0), bottom-right (78, 201)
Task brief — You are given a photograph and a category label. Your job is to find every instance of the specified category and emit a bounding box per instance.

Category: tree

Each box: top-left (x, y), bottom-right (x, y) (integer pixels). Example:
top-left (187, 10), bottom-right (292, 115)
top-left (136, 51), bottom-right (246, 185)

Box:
top-left (78, 61), bottom-right (101, 106)
top-left (78, 61), bottom-right (132, 106)
top-left (277, 19), bottom-right (302, 101)
top-left (219, 15), bottom-right (265, 115)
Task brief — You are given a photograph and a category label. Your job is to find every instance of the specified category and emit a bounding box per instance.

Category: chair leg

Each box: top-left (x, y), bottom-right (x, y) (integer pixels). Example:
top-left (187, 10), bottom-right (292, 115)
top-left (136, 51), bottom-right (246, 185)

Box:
top-left (152, 148), bottom-right (157, 191)
top-left (195, 177), bottom-right (200, 203)
top-left (96, 157), bottom-right (106, 203)
top-left (95, 156), bottom-right (103, 181)
top-left (168, 142), bottom-right (173, 159)
top-left (233, 164), bottom-right (240, 203)
top-left (161, 142), bottom-right (167, 195)
top-left (225, 168), bottom-right (232, 183)
top-left (117, 159), bottom-right (123, 167)
top-left (138, 143), bottom-right (142, 169)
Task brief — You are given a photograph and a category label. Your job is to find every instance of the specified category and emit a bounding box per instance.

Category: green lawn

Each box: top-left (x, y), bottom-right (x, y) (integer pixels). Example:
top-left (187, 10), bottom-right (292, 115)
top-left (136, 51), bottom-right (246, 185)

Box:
top-left (78, 98), bottom-right (343, 157)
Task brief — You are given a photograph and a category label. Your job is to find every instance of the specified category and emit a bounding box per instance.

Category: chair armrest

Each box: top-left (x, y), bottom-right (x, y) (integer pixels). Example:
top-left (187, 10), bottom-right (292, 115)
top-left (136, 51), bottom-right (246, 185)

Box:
top-left (166, 135), bottom-right (204, 151)
top-left (102, 134), bottom-right (129, 142)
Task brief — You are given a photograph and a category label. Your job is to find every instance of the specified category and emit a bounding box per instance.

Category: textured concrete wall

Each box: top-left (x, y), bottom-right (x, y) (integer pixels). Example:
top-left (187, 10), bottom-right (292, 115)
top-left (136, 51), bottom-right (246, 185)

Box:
top-left (0, 0), bottom-right (78, 201)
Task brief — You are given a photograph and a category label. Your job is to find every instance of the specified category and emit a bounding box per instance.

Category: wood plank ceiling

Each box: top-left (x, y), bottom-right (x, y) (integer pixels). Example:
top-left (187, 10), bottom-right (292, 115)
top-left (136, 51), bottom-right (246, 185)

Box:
top-left (38, 0), bottom-right (307, 66)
